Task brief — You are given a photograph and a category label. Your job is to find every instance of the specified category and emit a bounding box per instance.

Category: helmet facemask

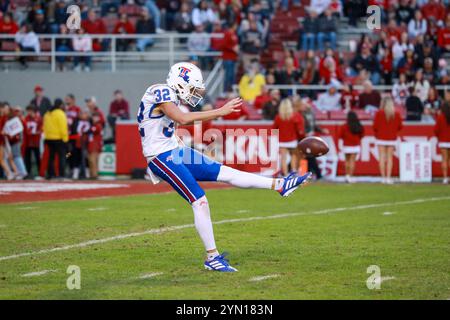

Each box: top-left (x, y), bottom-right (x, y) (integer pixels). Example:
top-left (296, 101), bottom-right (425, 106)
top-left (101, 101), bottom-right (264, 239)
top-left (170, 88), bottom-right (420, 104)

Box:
top-left (174, 83), bottom-right (204, 108)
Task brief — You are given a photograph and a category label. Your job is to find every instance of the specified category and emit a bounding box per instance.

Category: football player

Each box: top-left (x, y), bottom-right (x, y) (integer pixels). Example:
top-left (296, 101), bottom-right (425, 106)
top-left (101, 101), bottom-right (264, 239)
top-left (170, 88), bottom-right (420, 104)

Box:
top-left (138, 62), bottom-right (311, 272)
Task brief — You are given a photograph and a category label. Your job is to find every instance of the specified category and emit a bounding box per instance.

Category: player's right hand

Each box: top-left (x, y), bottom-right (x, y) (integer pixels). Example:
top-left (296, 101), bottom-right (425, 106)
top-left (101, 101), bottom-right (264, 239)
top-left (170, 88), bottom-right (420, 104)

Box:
top-left (218, 98), bottom-right (242, 116)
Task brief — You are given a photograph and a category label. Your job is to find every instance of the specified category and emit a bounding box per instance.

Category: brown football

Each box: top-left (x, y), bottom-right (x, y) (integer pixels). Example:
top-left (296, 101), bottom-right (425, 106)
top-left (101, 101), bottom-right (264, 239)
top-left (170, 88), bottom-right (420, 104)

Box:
top-left (298, 136), bottom-right (329, 157)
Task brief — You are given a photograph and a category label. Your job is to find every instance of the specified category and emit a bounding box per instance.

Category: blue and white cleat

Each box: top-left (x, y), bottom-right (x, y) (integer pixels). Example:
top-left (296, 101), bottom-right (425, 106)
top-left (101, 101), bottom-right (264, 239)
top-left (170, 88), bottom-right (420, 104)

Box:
top-left (279, 172), bottom-right (312, 197)
top-left (204, 253), bottom-right (238, 272)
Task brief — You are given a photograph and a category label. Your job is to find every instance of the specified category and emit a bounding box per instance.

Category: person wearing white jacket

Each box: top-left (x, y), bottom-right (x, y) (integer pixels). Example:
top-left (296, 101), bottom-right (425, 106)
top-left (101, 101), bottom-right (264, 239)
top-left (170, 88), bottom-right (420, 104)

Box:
top-left (192, 1), bottom-right (217, 31)
top-left (72, 28), bottom-right (93, 72)
top-left (408, 10), bottom-right (427, 39)
top-left (15, 24), bottom-right (40, 69)
top-left (392, 73), bottom-right (410, 106)
top-left (315, 82), bottom-right (342, 112)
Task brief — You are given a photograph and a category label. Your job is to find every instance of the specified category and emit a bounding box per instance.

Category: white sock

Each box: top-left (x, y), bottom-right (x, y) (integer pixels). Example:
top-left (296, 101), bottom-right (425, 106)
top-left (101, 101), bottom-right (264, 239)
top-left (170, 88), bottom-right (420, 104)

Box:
top-left (191, 196), bottom-right (218, 258)
top-left (217, 165), bottom-right (283, 190)
top-left (207, 250), bottom-right (219, 261)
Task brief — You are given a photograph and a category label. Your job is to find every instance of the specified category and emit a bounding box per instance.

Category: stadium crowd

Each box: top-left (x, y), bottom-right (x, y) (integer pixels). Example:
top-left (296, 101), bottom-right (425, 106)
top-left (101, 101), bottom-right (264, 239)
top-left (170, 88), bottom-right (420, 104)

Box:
top-left (0, 85), bottom-right (130, 180)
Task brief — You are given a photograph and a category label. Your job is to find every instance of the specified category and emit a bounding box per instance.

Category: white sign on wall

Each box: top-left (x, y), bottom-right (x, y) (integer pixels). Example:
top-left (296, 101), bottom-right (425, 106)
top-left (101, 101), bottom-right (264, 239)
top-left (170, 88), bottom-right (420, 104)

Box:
top-left (399, 142), bottom-right (432, 183)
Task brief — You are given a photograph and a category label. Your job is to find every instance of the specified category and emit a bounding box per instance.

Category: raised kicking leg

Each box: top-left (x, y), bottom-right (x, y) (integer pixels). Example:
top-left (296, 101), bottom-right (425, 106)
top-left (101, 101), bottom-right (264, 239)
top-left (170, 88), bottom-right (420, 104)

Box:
top-left (216, 165), bottom-right (311, 197)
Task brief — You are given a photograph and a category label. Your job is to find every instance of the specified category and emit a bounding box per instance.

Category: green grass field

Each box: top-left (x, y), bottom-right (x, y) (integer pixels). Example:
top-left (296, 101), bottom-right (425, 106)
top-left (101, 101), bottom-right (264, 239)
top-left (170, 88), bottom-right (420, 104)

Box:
top-left (0, 183), bottom-right (449, 300)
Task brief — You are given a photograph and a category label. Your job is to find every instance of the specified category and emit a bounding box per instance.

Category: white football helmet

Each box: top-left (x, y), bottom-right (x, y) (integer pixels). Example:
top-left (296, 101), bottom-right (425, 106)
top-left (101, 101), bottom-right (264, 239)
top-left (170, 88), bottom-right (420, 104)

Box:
top-left (166, 62), bottom-right (205, 108)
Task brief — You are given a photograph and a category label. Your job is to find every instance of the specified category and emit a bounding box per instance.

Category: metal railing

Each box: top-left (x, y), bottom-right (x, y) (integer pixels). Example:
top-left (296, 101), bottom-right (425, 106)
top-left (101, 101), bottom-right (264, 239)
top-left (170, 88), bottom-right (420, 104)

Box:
top-left (0, 33), bottom-right (224, 72)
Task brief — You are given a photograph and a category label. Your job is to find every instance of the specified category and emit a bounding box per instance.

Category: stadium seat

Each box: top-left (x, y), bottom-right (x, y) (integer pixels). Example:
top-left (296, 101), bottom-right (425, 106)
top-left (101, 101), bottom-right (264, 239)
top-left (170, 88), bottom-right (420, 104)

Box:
top-left (329, 110), bottom-right (347, 120)
top-left (119, 4), bottom-right (142, 16)
top-left (14, 0), bottom-right (30, 7)
top-left (1, 41), bottom-right (17, 51)
top-left (40, 40), bottom-right (51, 52)
top-left (354, 110), bottom-right (372, 120)
top-left (395, 106), bottom-right (407, 119)
top-left (314, 110), bottom-right (329, 120)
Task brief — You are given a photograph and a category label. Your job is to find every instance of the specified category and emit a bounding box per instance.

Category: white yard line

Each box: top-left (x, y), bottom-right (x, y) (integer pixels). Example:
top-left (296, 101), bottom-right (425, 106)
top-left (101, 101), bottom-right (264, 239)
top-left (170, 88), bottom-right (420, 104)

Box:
top-left (0, 196), bottom-right (449, 262)
top-left (376, 276), bottom-right (396, 285)
top-left (249, 274), bottom-right (280, 282)
top-left (21, 269), bottom-right (57, 277)
top-left (87, 207), bottom-right (107, 212)
top-left (139, 272), bottom-right (164, 279)
top-left (382, 211), bottom-right (395, 215)
top-left (17, 207), bottom-right (37, 210)
top-left (237, 210), bottom-right (250, 214)
top-left (380, 276), bottom-right (395, 282)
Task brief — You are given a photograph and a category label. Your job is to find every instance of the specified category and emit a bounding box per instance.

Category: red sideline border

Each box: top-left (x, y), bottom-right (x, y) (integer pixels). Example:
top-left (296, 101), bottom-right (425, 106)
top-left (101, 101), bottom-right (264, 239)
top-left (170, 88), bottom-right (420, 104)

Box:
top-left (0, 181), bottom-right (230, 204)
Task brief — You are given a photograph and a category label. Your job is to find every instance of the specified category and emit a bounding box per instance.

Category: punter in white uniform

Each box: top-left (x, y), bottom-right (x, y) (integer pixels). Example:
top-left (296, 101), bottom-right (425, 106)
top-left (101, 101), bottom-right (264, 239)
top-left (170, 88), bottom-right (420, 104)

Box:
top-left (138, 62), bottom-right (311, 272)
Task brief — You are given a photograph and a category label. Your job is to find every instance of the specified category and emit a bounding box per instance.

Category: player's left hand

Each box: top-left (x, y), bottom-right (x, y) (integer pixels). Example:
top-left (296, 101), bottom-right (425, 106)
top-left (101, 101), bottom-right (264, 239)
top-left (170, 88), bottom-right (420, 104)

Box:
top-left (218, 98), bottom-right (242, 116)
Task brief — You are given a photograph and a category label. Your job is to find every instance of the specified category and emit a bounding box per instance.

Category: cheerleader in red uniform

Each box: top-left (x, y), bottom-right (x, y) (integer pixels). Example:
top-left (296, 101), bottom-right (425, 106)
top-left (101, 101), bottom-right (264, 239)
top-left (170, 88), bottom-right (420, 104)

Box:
top-left (434, 102), bottom-right (450, 184)
top-left (273, 99), bottom-right (305, 176)
top-left (373, 96), bottom-right (403, 184)
top-left (88, 112), bottom-right (104, 179)
top-left (339, 111), bottom-right (364, 183)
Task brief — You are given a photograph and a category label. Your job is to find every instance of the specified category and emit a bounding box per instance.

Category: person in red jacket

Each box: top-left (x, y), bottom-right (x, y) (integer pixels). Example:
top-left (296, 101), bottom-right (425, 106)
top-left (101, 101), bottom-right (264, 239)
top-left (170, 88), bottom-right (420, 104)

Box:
top-left (24, 105), bottom-right (42, 177)
top-left (340, 84), bottom-right (359, 110)
top-left (114, 13), bottom-right (135, 52)
top-left (421, 0), bottom-right (446, 25)
top-left (88, 112), bottom-right (104, 179)
top-left (81, 9), bottom-right (107, 51)
top-left (221, 23), bottom-right (239, 93)
top-left (438, 15), bottom-right (450, 53)
top-left (339, 111), bottom-right (364, 183)
top-left (253, 86), bottom-right (272, 110)
top-left (434, 102), bottom-right (450, 184)
top-left (0, 12), bottom-right (18, 34)
top-left (373, 96), bottom-right (403, 184)
top-left (273, 98), bottom-right (305, 176)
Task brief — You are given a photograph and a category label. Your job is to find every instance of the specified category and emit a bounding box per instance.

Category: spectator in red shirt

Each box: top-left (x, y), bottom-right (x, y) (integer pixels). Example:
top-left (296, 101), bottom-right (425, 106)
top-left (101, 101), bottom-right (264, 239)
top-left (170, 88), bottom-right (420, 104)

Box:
top-left (0, 12), bottom-right (18, 34)
top-left (386, 18), bottom-right (402, 41)
top-left (254, 86), bottom-right (272, 110)
top-left (222, 23), bottom-right (239, 93)
top-left (108, 90), bottom-right (129, 140)
top-left (373, 96), bottom-right (403, 184)
top-left (210, 21), bottom-right (224, 52)
top-left (24, 105), bottom-right (42, 177)
top-left (319, 49), bottom-right (342, 84)
top-left (438, 15), bottom-right (450, 53)
top-left (358, 80), bottom-right (381, 112)
top-left (340, 84), bottom-right (359, 110)
top-left (81, 9), bottom-right (107, 51)
top-left (64, 93), bottom-right (81, 139)
top-left (114, 13), bottom-right (135, 52)
top-left (434, 102), bottom-right (450, 184)
top-left (86, 96), bottom-right (105, 128)
top-left (339, 111), bottom-right (364, 183)
top-left (88, 111), bottom-right (104, 180)
top-left (64, 93), bottom-right (82, 177)
top-left (273, 98), bottom-right (304, 176)
top-left (421, 0), bottom-right (446, 26)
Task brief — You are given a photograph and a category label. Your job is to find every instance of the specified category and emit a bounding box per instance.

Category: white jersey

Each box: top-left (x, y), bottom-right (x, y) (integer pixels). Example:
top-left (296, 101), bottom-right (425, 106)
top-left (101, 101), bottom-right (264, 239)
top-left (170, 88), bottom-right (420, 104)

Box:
top-left (138, 83), bottom-right (181, 157)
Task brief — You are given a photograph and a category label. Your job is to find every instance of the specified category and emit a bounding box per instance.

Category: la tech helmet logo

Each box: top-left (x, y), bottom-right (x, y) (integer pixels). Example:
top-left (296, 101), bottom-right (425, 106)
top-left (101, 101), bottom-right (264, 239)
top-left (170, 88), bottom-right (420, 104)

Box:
top-left (178, 66), bottom-right (191, 83)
